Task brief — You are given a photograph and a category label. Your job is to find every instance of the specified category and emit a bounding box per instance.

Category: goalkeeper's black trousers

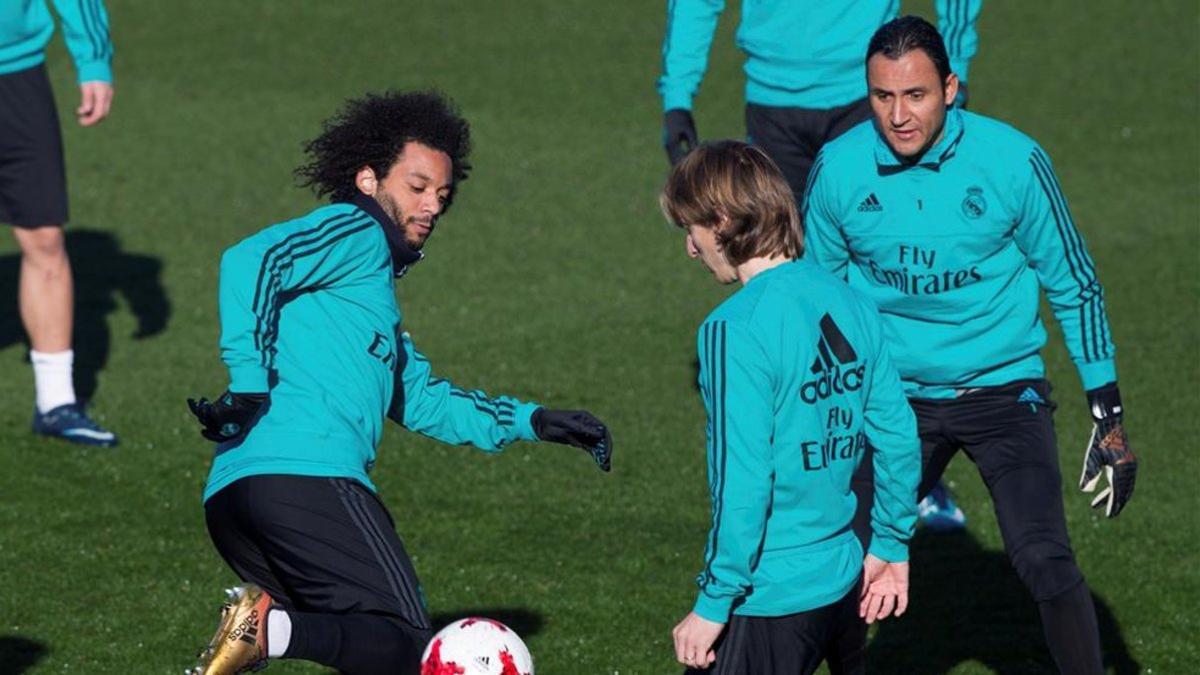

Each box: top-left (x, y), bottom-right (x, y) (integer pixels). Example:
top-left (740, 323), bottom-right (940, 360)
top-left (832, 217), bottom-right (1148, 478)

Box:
top-left (206, 474), bottom-right (432, 675)
top-left (850, 379), bottom-right (1103, 674)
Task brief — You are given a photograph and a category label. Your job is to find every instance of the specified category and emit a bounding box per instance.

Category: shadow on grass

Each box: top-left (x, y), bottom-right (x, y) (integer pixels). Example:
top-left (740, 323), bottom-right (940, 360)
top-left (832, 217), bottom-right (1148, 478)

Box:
top-left (0, 636), bottom-right (47, 674)
top-left (867, 529), bottom-right (1139, 674)
top-left (428, 608), bottom-right (544, 639)
top-left (0, 228), bottom-right (170, 403)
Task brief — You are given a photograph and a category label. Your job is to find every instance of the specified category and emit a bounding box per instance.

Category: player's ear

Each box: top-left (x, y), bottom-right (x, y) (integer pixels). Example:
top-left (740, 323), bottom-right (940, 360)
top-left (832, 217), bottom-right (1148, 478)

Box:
top-left (943, 73), bottom-right (959, 107)
top-left (355, 166), bottom-right (378, 196)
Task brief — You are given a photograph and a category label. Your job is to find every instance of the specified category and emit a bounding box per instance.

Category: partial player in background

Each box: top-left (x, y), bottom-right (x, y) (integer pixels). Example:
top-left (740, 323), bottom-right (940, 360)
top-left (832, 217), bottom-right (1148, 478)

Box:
top-left (657, 0), bottom-right (981, 532)
top-left (803, 17), bottom-right (1136, 673)
top-left (0, 1), bottom-right (116, 446)
top-left (185, 91), bottom-right (612, 675)
top-left (662, 142), bottom-right (919, 674)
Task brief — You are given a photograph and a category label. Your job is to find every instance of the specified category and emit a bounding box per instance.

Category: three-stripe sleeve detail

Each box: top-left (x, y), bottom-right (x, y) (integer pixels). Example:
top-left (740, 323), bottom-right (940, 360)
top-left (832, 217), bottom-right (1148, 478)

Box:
top-left (449, 388), bottom-right (515, 426)
top-left (249, 212), bottom-right (373, 368)
top-left (79, 0), bottom-right (112, 62)
top-left (1029, 149), bottom-right (1111, 361)
top-left (699, 321), bottom-right (727, 590)
top-left (330, 479), bottom-right (430, 629)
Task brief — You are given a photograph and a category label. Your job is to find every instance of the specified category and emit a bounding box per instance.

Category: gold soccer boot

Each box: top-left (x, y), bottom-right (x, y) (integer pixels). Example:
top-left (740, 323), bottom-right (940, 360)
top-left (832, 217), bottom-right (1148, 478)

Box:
top-left (187, 584), bottom-right (273, 674)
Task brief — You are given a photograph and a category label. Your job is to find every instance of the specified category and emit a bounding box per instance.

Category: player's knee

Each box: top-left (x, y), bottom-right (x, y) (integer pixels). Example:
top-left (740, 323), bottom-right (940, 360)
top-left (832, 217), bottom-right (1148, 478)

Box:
top-left (16, 226), bottom-right (68, 265)
top-left (1010, 539), bottom-right (1083, 601)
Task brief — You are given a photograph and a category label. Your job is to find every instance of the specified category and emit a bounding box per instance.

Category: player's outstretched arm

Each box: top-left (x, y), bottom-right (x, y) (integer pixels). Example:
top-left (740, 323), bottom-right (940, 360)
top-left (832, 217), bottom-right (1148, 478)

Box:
top-left (1080, 382), bottom-right (1138, 517)
top-left (391, 332), bottom-right (612, 470)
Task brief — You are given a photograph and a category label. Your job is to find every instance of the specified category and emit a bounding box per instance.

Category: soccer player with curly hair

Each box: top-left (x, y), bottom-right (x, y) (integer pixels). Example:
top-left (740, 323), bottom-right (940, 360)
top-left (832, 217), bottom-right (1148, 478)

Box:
top-left (185, 91), bottom-right (612, 675)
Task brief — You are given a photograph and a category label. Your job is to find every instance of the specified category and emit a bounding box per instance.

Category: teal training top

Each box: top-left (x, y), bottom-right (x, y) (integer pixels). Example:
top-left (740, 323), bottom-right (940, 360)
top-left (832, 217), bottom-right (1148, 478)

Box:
top-left (658, 0), bottom-right (981, 111)
top-left (693, 259), bottom-right (919, 623)
top-left (203, 195), bottom-right (541, 502)
top-left (0, 0), bottom-right (112, 82)
top-left (803, 109), bottom-right (1117, 399)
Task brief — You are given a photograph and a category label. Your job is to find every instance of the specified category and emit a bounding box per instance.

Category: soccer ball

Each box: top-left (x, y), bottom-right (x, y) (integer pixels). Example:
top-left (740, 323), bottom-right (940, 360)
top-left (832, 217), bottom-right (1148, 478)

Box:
top-left (420, 617), bottom-right (534, 675)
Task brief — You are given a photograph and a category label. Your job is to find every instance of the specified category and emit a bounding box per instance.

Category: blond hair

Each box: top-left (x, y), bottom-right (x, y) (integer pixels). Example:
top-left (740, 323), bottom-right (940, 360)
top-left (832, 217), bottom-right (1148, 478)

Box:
top-left (659, 141), bottom-right (804, 266)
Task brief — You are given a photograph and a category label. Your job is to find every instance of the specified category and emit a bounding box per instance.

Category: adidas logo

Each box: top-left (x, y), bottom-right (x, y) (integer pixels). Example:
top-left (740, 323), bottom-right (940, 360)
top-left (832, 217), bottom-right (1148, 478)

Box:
top-left (801, 314), bottom-right (865, 403)
top-left (856, 193), bottom-right (883, 212)
top-left (1017, 387), bottom-right (1045, 412)
top-left (229, 608), bottom-right (260, 645)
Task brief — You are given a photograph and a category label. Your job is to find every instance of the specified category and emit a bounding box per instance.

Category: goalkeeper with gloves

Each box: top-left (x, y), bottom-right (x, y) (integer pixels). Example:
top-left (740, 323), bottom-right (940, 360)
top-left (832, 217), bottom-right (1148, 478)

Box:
top-left (184, 91), bottom-right (612, 675)
top-left (803, 17), bottom-right (1136, 673)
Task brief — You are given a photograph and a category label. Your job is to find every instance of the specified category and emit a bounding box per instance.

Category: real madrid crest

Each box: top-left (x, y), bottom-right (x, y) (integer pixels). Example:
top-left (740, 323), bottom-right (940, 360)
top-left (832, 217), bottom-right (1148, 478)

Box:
top-left (962, 186), bottom-right (987, 219)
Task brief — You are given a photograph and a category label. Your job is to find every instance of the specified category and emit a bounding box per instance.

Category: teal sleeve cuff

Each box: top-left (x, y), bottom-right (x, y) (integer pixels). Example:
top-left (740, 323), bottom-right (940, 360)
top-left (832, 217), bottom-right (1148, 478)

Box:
top-left (868, 534), bottom-right (909, 563)
top-left (76, 61), bottom-right (112, 84)
top-left (514, 402), bottom-right (542, 442)
top-left (950, 59), bottom-right (970, 84)
top-left (227, 365), bottom-right (269, 394)
top-left (1077, 359), bottom-right (1117, 392)
top-left (693, 591), bottom-right (733, 624)
top-left (662, 91), bottom-right (694, 113)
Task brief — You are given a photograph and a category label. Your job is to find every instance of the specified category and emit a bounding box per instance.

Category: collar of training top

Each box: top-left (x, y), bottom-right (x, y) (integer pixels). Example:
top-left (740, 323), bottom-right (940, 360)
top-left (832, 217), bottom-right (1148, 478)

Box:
top-left (874, 106), bottom-right (965, 170)
top-left (350, 193), bottom-right (424, 278)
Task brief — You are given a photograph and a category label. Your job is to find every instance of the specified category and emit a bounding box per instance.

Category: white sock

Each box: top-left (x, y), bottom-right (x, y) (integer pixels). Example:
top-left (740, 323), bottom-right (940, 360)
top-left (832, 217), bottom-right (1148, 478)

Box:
top-left (267, 609), bottom-right (292, 658)
top-left (30, 349), bottom-right (76, 413)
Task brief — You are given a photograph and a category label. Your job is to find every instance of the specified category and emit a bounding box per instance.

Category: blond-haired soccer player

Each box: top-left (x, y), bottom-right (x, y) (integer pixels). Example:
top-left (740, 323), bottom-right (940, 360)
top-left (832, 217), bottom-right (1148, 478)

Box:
top-left (662, 141), bottom-right (919, 674)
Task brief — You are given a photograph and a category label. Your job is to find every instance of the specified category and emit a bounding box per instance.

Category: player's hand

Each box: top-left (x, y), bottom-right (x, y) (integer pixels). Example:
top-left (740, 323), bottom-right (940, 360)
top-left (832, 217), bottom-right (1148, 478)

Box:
top-left (531, 408), bottom-right (612, 472)
top-left (663, 108), bottom-right (698, 165)
top-left (954, 81), bottom-right (969, 109)
top-left (187, 391), bottom-right (267, 442)
top-left (671, 611), bottom-right (722, 669)
top-left (1080, 383), bottom-right (1137, 517)
top-left (77, 81), bottom-right (113, 126)
top-left (860, 554), bottom-right (909, 624)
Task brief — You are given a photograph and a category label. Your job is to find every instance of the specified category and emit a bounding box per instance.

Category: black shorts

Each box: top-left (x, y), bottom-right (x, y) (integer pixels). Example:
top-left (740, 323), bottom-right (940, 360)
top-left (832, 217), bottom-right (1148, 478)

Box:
top-left (205, 474), bottom-right (432, 632)
top-left (745, 98), bottom-right (872, 201)
top-left (698, 580), bottom-right (865, 675)
top-left (0, 64), bottom-right (68, 227)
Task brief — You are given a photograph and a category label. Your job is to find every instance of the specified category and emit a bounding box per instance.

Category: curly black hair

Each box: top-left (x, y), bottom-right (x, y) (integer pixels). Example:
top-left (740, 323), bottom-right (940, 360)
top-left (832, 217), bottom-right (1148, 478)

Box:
top-left (295, 90), bottom-right (471, 205)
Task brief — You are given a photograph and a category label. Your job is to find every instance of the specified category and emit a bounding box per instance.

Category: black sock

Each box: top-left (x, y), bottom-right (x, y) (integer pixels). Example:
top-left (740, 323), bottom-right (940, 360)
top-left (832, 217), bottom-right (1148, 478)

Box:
top-left (285, 610), bottom-right (430, 675)
top-left (1037, 581), bottom-right (1103, 675)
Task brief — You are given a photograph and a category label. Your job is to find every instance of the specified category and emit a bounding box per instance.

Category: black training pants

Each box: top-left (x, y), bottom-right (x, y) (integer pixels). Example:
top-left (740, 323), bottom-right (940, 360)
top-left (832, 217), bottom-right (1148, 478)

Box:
top-left (206, 474), bottom-right (432, 675)
top-left (744, 98), bottom-right (873, 201)
top-left (851, 379), bottom-right (1103, 674)
top-left (693, 580), bottom-right (866, 675)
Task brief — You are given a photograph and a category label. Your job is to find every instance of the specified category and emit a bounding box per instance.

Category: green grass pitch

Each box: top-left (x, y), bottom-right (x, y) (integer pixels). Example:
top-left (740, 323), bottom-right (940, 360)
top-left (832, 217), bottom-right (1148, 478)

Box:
top-left (0, 1), bottom-right (1195, 672)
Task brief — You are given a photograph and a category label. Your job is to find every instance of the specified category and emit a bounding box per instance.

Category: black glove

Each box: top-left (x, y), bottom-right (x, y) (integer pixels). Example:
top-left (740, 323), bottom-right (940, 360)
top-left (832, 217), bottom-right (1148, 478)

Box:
top-left (663, 108), bottom-right (699, 166)
top-left (532, 408), bottom-right (612, 472)
top-left (1079, 383), bottom-right (1137, 517)
top-left (953, 81), bottom-right (969, 109)
top-left (187, 391), bottom-right (267, 443)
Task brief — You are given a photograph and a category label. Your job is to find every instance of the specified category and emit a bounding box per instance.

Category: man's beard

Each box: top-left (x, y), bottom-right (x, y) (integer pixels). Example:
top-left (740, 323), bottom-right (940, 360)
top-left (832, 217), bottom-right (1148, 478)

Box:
top-left (374, 191), bottom-right (433, 250)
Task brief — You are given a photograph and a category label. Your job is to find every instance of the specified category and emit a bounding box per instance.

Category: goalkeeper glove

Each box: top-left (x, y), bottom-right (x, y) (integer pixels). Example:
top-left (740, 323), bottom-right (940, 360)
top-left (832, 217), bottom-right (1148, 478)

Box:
top-left (532, 408), bottom-right (612, 472)
top-left (187, 391), bottom-right (267, 443)
top-left (1079, 383), bottom-right (1137, 517)
top-left (663, 109), bottom-right (699, 166)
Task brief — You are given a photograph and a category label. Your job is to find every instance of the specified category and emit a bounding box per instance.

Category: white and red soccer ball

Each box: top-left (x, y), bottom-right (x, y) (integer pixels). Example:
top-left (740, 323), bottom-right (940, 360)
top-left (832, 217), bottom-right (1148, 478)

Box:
top-left (420, 617), bottom-right (534, 675)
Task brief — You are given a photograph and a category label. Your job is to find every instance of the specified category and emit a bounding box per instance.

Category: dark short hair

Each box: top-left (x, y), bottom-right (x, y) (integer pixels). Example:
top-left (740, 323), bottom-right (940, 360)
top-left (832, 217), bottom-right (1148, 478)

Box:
top-left (866, 15), bottom-right (951, 82)
top-left (295, 90), bottom-right (471, 206)
top-left (659, 141), bottom-right (803, 266)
